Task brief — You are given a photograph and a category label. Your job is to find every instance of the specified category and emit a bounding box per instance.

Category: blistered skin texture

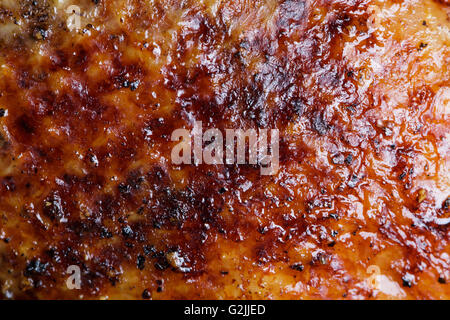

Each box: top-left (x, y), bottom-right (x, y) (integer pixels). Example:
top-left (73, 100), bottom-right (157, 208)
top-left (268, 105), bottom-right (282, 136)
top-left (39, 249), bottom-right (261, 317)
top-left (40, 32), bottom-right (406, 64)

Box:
top-left (0, 0), bottom-right (448, 300)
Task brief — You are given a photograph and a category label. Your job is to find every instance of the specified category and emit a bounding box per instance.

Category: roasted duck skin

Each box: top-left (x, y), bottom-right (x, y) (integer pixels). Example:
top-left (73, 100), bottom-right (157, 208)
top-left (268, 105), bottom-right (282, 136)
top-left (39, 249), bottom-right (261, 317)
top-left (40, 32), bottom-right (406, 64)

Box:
top-left (0, 0), bottom-right (449, 299)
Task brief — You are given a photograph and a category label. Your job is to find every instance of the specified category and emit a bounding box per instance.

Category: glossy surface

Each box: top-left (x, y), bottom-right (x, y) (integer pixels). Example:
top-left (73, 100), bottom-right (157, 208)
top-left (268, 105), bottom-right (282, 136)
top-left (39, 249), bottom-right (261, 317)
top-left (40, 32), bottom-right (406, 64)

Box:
top-left (0, 0), bottom-right (449, 299)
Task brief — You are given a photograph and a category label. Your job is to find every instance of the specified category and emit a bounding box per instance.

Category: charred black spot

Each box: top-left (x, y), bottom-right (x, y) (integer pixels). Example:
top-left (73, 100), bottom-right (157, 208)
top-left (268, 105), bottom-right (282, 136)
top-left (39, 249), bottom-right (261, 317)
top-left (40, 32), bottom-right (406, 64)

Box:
top-left (290, 263), bottom-right (304, 272)
top-left (154, 257), bottom-right (170, 271)
top-left (2, 176), bottom-right (15, 192)
top-left (137, 255), bottom-right (146, 270)
top-left (24, 259), bottom-right (49, 277)
top-left (241, 84), bottom-right (267, 128)
top-left (442, 197), bottom-right (449, 210)
top-left (100, 227), bottom-right (113, 239)
top-left (118, 183), bottom-right (131, 195)
top-left (143, 245), bottom-right (157, 256)
top-left (142, 289), bottom-right (151, 299)
top-left (344, 154), bottom-right (353, 165)
top-left (42, 192), bottom-right (65, 221)
top-left (122, 226), bottom-right (134, 238)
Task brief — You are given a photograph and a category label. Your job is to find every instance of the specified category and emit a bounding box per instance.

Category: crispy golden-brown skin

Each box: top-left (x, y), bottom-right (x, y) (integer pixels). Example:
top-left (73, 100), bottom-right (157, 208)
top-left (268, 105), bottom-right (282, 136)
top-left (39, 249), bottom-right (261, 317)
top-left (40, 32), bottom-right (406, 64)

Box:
top-left (0, 0), bottom-right (449, 299)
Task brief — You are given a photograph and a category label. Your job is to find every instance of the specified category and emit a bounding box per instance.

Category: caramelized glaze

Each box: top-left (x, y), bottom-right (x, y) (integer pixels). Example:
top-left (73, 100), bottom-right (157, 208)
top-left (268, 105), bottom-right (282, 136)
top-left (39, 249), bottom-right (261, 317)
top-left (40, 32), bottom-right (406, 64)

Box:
top-left (0, 0), bottom-right (448, 299)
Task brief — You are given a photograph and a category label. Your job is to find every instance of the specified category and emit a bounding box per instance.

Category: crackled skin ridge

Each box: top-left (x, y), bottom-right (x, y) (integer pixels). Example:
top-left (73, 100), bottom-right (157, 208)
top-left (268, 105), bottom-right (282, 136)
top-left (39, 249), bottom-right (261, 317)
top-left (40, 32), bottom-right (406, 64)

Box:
top-left (0, 0), bottom-right (448, 299)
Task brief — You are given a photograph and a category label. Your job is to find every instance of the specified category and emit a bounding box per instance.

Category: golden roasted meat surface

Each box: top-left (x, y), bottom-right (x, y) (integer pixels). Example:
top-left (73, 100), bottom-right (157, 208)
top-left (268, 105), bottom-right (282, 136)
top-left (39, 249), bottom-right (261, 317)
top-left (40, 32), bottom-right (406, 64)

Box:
top-left (0, 0), bottom-right (449, 299)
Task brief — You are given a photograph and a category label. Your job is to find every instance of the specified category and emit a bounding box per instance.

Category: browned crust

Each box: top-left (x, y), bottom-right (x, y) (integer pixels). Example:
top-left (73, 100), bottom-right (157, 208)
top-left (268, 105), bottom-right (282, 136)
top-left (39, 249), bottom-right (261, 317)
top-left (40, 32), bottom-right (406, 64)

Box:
top-left (0, 0), bottom-right (448, 299)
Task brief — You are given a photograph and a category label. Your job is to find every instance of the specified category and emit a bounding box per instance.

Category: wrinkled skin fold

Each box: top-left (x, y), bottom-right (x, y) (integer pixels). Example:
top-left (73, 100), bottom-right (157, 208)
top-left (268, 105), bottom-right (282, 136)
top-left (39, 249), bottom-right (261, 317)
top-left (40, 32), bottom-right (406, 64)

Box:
top-left (0, 0), bottom-right (448, 299)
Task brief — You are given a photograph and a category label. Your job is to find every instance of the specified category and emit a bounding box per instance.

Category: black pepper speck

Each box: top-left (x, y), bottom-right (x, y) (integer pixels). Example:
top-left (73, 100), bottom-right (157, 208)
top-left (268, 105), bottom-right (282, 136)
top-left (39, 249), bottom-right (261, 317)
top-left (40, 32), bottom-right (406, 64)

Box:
top-left (142, 289), bottom-right (151, 299)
